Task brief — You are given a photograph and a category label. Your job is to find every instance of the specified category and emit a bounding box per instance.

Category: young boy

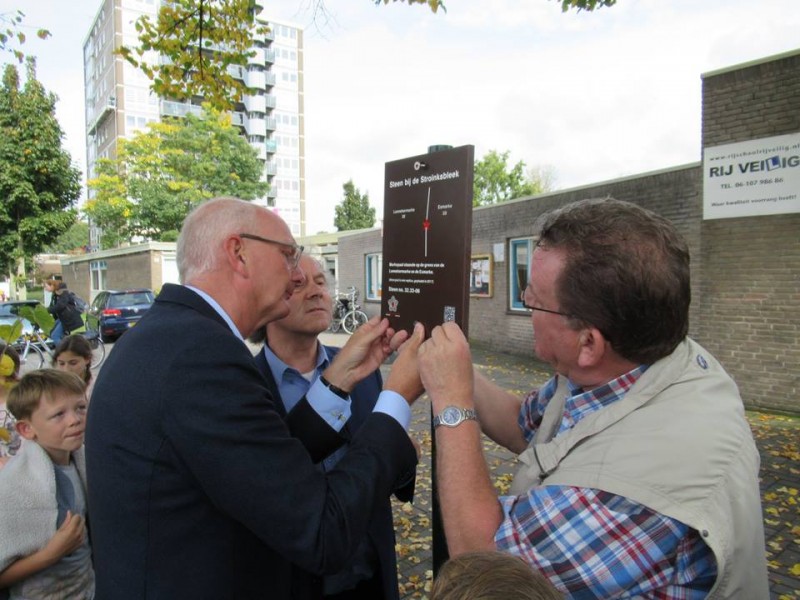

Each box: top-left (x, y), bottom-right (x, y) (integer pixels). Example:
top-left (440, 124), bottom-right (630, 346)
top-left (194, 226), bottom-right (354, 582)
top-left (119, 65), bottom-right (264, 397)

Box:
top-left (0, 369), bottom-right (94, 599)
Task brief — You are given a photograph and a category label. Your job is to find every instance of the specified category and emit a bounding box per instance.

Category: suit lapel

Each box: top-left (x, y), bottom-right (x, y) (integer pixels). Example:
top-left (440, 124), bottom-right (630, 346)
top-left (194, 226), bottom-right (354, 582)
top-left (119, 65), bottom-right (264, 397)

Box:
top-left (253, 349), bottom-right (288, 418)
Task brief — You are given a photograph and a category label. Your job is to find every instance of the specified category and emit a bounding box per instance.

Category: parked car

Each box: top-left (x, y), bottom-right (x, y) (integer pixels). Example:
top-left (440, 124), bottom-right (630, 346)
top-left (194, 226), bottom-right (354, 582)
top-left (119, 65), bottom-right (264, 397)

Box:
top-left (86, 289), bottom-right (155, 342)
top-left (0, 300), bottom-right (42, 338)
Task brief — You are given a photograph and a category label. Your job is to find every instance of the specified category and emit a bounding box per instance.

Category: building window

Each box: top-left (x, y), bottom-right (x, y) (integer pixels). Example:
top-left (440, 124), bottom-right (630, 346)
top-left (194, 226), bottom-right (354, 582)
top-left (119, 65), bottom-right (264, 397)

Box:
top-left (509, 238), bottom-right (534, 311)
top-left (365, 253), bottom-right (382, 301)
top-left (90, 260), bottom-right (108, 293)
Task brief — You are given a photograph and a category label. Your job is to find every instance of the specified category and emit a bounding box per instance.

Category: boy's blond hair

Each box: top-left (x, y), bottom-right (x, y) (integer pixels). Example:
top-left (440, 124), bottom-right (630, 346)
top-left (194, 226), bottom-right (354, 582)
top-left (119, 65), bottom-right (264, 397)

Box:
top-left (7, 369), bottom-right (86, 421)
top-left (431, 551), bottom-right (563, 600)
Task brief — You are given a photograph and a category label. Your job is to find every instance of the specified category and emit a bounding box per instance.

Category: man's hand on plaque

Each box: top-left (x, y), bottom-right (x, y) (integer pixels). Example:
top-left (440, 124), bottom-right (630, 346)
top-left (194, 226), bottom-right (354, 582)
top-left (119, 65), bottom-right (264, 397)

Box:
top-left (324, 316), bottom-right (408, 392)
top-left (418, 322), bottom-right (474, 413)
top-left (384, 321), bottom-right (425, 404)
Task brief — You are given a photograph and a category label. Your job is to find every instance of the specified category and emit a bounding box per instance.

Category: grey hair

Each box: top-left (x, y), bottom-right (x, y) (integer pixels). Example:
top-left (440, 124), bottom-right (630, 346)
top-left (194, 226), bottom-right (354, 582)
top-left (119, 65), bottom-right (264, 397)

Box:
top-left (177, 197), bottom-right (264, 283)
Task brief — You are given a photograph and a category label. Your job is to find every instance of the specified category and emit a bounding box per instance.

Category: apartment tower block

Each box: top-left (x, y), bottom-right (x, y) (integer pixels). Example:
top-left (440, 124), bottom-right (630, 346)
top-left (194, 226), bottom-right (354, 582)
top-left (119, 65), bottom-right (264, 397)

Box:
top-left (83, 0), bottom-right (305, 245)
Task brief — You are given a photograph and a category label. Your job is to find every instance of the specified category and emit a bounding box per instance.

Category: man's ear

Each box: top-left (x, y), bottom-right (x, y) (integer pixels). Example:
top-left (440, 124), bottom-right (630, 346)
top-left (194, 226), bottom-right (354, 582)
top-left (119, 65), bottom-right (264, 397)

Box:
top-left (15, 420), bottom-right (36, 441)
top-left (223, 236), bottom-right (248, 274)
top-left (576, 326), bottom-right (607, 369)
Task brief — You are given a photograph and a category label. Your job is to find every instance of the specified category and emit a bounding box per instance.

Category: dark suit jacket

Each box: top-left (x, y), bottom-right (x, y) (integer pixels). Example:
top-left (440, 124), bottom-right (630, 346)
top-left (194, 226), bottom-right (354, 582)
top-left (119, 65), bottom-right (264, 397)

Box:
top-left (255, 346), bottom-right (414, 600)
top-left (86, 284), bottom-right (418, 599)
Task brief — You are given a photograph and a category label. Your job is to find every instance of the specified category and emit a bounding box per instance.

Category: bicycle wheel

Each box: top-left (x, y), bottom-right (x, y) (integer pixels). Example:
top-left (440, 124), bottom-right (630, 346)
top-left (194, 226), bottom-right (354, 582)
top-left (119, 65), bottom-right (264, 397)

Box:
top-left (13, 342), bottom-right (45, 375)
top-left (342, 310), bottom-right (368, 334)
top-left (88, 337), bottom-right (106, 370)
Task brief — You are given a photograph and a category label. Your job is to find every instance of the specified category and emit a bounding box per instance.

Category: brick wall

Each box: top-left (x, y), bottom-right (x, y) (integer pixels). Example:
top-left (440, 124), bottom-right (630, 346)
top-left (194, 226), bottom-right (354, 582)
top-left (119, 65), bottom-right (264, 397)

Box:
top-left (469, 165), bottom-right (703, 358)
top-left (337, 229), bottom-right (383, 319)
top-left (61, 262), bottom-right (92, 302)
top-left (698, 51), bottom-right (800, 413)
top-left (103, 252), bottom-right (155, 291)
top-left (62, 246), bottom-right (168, 302)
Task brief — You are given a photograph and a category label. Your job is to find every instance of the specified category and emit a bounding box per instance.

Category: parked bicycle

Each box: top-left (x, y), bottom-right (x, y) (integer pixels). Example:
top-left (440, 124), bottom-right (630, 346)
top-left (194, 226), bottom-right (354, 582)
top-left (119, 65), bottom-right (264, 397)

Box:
top-left (12, 324), bottom-right (106, 376)
top-left (328, 287), bottom-right (369, 335)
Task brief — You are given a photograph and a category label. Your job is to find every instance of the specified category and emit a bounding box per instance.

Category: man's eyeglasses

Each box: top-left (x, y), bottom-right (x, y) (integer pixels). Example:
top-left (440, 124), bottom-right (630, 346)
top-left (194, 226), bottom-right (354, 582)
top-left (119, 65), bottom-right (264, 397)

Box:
top-left (520, 285), bottom-right (574, 318)
top-left (239, 233), bottom-right (304, 269)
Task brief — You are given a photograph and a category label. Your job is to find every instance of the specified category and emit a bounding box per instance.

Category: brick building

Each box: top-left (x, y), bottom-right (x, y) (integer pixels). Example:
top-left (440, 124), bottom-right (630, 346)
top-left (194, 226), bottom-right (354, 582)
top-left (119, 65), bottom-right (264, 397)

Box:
top-left (60, 242), bottom-right (178, 302)
top-left (337, 49), bottom-right (800, 414)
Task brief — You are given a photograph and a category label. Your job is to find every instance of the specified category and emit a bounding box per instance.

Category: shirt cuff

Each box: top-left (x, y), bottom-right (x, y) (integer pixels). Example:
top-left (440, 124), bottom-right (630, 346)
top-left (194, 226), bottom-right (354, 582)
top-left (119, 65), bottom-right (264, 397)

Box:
top-left (373, 390), bottom-right (412, 432)
top-left (307, 378), bottom-right (352, 432)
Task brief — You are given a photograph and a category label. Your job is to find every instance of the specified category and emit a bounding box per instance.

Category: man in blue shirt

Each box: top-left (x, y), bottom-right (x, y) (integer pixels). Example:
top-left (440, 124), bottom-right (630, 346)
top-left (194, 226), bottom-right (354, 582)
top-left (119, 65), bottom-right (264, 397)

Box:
top-left (252, 255), bottom-right (416, 600)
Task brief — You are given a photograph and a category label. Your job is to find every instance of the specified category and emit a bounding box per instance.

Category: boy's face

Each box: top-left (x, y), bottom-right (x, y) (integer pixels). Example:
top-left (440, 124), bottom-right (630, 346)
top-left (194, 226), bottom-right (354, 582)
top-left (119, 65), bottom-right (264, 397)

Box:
top-left (16, 390), bottom-right (88, 466)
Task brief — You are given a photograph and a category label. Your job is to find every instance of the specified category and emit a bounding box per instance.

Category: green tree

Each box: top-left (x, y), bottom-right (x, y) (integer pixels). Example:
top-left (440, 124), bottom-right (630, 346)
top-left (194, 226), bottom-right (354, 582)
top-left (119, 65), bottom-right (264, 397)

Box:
top-left (85, 158), bottom-right (135, 249)
top-left (374, 0), bottom-right (446, 11)
top-left (472, 150), bottom-right (555, 206)
top-left (86, 107), bottom-right (267, 247)
top-left (557, 0), bottom-right (615, 10)
top-left (334, 180), bottom-right (376, 231)
top-left (118, 0), bottom-right (269, 113)
top-left (119, 1), bottom-right (450, 112)
top-left (45, 220), bottom-right (90, 254)
top-left (376, 0), bottom-right (613, 10)
top-left (0, 10), bottom-right (50, 63)
top-left (0, 60), bottom-right (80, 299)
top-left (526, 164), bottom-right (557, 195)
top-left (377, 0), bottom-right (614, 10)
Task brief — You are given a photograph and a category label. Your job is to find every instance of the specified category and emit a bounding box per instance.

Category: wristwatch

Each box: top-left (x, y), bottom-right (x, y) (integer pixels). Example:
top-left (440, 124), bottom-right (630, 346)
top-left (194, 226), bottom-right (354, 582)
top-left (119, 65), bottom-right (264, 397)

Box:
top-left (433, 405), bottom-right (478, 428)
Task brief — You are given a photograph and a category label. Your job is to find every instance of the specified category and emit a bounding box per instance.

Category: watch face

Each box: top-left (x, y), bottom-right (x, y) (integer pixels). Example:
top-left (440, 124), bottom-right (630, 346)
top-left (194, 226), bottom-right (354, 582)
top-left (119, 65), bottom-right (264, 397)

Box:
top-left (441, 406), bottom-right (462, 426)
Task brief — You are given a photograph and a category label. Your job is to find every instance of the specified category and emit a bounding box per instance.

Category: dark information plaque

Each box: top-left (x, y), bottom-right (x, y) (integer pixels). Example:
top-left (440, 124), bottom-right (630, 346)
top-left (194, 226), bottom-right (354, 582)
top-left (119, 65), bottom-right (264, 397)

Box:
top-left (381, 145), bottom-right (474, 337)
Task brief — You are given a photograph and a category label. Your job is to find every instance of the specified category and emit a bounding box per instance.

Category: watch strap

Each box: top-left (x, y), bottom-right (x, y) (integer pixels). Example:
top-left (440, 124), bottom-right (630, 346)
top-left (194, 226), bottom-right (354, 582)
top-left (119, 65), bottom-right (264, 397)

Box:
top-left (433, 406), bottom-right (478, 428)
top-left (319, 375), bottom-right (349, 399)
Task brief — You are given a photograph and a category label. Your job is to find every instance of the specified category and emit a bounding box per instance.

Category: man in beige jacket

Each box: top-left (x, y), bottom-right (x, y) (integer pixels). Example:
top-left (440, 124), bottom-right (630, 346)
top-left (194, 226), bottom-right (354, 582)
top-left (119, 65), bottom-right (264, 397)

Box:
top-left (417, 198), bottom-right (768, 598)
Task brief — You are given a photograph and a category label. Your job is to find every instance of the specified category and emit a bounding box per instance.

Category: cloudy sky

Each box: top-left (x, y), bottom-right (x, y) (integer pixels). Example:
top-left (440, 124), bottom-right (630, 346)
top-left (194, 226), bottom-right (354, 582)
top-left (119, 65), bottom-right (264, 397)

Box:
top-left (2, 0), bottom-right (798, 234)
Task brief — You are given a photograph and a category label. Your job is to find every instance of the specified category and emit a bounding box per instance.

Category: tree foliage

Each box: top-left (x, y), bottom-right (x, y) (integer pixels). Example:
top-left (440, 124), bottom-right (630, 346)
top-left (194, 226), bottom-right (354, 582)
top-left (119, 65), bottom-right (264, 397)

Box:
top-left (45, 220), bottom-right (90, 254)
top-left (334, 180), bottom-right (376, 231)
top-left (118, 0), bottom-right (268, 113)
top-left (472, 150), bottom-right (555, 207)
top-left (119, 0), bottom-right (450, 112)
top-left (85, 107), bottom-right (268, 247)
top-left (0, 10), bottom-right (50, 64)
top-left (559, 0), bottom-right (616, 11)
top-left (373, 0), bottom-right (446, 12)
top-left (0, 60), bottom-right (80, 288)
top-left (118, 0), bottom-right (614, 112)
top-left (373, 0), bottom-right (615, 12)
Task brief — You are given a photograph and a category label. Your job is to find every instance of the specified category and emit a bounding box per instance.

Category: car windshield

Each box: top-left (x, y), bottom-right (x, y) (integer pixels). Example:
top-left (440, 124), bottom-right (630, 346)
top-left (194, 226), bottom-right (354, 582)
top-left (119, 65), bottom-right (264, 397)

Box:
top-left (109, 292), bottom-right (153, 308)
top-left (0, 302), bottom-right (37, 316)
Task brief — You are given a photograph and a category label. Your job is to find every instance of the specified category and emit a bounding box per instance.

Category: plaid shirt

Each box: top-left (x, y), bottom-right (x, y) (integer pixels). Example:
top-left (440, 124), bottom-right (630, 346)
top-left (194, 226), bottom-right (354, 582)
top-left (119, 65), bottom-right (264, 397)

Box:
top-left (495, 368), bottom-right (718, 598)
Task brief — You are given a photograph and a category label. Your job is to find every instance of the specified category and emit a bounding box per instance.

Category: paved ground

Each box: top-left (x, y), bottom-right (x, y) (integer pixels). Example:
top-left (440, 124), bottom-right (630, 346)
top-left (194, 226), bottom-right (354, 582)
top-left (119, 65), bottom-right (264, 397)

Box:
top-left (319, 333), bottom-right (800, 600)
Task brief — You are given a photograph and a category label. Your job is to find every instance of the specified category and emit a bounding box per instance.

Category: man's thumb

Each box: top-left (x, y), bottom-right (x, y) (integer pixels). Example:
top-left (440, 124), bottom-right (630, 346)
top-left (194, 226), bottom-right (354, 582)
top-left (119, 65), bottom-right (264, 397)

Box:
top-left (406, 321), bottom-right (425, 349)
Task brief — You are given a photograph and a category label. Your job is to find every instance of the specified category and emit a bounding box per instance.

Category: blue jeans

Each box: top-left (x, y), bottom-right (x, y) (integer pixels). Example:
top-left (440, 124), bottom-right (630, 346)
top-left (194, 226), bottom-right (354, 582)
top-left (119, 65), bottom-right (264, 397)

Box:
top-left (50, 320), bottom-right (65, 343)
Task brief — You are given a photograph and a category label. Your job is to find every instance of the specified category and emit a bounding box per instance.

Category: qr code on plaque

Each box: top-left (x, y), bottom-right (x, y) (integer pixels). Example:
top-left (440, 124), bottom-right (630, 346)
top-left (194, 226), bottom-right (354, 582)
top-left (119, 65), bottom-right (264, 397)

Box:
top-left (443, 306), bottom-right (456, 322)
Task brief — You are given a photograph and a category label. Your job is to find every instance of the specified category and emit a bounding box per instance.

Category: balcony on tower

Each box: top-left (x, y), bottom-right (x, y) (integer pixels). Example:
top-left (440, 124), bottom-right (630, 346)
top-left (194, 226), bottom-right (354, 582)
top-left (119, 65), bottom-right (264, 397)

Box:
top-left (244, 93), bottom-right (267, 114)
top-left (246, 68), bottom-right (266, 89)
top-left (246, 112), bottom-right (267, 135)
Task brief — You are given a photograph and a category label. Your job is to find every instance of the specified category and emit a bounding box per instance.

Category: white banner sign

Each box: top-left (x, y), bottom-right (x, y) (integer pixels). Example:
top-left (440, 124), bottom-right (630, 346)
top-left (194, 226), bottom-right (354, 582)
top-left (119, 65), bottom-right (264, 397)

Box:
top-left (703, 132), bottom-right (800, 220)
